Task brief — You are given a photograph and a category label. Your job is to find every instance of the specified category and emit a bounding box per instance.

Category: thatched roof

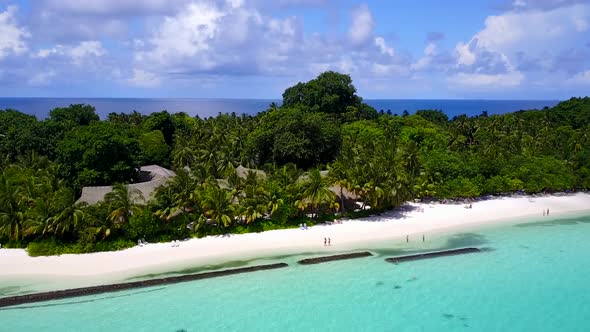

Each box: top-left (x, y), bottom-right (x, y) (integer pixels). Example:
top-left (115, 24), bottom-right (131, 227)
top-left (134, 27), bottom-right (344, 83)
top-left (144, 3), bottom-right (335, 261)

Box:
top-left (236, 165), bottom-right (266, 179)
top-left (77, 164), bottom-right (358, 206)
top-left (77, 165), bottom-right (176, 205)
top-left (298, 169), bottom-right (359, 200)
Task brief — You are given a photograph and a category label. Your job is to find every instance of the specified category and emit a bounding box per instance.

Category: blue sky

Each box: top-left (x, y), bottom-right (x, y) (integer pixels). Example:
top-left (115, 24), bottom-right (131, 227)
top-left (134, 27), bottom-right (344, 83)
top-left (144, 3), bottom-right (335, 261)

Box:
top-left (0, 0), bottom-right (589, 99)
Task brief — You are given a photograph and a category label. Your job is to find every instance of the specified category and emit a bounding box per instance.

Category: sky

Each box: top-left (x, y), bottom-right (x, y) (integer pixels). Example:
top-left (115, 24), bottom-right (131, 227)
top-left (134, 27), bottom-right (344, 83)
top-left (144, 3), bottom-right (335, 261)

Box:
top-left (0, 0), bottom-right (589, 99)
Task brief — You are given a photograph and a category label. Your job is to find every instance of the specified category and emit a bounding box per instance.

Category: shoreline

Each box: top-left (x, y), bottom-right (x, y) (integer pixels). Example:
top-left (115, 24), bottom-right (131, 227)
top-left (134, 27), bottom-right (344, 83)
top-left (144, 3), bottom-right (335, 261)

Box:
top-left (1, 193), bottom-right (590, 293)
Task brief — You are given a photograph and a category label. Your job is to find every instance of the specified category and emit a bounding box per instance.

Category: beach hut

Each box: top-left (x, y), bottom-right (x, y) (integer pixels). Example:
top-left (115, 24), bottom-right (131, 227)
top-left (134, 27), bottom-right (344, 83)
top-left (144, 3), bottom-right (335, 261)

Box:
top-left (77, 165), bottom-right (176, 205)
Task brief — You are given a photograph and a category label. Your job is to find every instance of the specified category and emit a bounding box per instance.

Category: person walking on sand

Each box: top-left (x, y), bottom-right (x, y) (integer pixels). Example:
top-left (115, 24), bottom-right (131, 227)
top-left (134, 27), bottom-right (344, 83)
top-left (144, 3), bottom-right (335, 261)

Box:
top-left (324, 237), bottom-right (327, 246)
top-left (422, 234), bottom-right (425, 242)
top-left (547, 209), bottom-right (550, 216)
top-left (406, 235), bottom-right (409, 243)
top-left (328, 238), bottom-right (331, 246)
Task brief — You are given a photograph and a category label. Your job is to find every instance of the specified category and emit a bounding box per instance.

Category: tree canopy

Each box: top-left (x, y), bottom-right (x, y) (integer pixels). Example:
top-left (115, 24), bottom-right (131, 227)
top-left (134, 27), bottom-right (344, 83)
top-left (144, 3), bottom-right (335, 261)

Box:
top-left (56, 122), bottom-right (142, 187)
top-left (0, 72), bottom-right (589, 256)
top-left (246, 107), bottom-right (341, 168)
top-left (281, 71), bottom-right (377, 121)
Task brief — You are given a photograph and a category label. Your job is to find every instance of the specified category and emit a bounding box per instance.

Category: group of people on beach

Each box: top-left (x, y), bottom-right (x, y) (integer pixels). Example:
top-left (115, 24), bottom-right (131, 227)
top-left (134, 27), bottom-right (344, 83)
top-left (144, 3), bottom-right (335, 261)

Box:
top-left (543, 209), bottom-right (550, 216)
top-left (324, 237), bottom-right (331, 246)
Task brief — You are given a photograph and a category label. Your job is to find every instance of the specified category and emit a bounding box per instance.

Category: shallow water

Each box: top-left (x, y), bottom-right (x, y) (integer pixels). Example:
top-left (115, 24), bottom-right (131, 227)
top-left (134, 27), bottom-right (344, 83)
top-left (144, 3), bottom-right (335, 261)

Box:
top-left (1, 214), bottom-right (590, 332)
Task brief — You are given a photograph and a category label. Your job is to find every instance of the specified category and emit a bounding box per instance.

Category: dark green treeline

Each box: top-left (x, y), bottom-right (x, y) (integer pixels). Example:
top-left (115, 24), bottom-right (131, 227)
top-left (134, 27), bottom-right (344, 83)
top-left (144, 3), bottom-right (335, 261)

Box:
top-left (0, 71), bottom-right (588, 255)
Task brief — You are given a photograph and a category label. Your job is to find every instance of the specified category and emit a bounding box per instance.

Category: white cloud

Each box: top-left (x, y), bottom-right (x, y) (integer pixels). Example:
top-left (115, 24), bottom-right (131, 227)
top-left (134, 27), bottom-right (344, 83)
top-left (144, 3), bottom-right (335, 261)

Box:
top-left (135, 2), bottom-right (224, 69)
top-left (513, 0), bottom-right (527, 8)
top-left (28, 70), bottom-right (56, 86)
top-left (126, 69), bottom-right (161, 87)
top-left (24, 0), bottom-right (408, 90)
top-left (0, 6), bottom-right (29, 60)
top-left (35, 41), bottom-right (106, 65)
top-left (374, 37), bottom-right (394, 57)
top-left (511, 0), bottom-right (588, 11)
top-left (450, 2), bottom-right (590, 90)
top-left (448, 71), bottom-right (524, 88)
top-left (348, 4), bottom-right (374, 46)
top-left (455, 42), bottom-right (476, 66)
top-left (464, 4), bottom-right (590, 59)
top-left (337, 57), bottom-right (356, 74)
top-left (371, 63), bottom-right (409, 77)
top-left (40, 0), bottom-right (186, 15)
top-left (133, 1), bottom-right (305, 82)
top-left (36, 46), bottom-right (62, 58)
top-left (411, 43), bottom-right (437, 70)
top-left (568, 70), bottom-right (590, 84)
top-left (69, 41), bottom-right (106, 63)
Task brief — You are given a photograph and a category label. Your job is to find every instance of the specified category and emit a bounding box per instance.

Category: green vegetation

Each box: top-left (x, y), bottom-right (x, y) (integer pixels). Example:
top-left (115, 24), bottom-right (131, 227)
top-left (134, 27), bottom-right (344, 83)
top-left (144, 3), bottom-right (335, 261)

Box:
top-left (0, 72), bottom-right (588, 255)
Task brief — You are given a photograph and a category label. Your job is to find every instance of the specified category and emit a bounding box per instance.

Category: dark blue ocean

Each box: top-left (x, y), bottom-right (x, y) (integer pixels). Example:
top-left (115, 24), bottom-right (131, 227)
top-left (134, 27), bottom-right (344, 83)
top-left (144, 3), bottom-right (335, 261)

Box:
top-left (0, 98), bottom-right (560, 119)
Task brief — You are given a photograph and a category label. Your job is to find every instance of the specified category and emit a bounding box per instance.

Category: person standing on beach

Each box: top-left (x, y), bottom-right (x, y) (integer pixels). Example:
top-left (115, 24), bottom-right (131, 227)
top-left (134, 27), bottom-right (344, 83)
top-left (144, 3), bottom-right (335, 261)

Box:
top-left (422, 234), bottom-right (425, 242)
top-left (324, 237), bottom-right (327, 246)
top-left (328, 238), bottom-right (331, 246)
top-left (406, 235), bottom-right (409, 243)
top-left (547, 209), bottom-right (550, 216)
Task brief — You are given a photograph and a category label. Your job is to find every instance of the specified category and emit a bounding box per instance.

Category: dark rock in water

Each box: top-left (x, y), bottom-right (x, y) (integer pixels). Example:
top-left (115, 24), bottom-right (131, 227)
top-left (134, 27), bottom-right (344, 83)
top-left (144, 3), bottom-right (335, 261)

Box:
top-left (459, 316), bottom-right (468, 321)
top-left (298, 252), bottom-right (373, 265)
top-left (393, 285), bottom-right (402, 289)
top-left (442, 313), bottom-right (454, 319)
top-left (0, 263), bottom-right (289, 308)
top-left (386, 247), bottom-right (481, 264)
top-left (406, 277), bottom-right (418, 282)
top-left (375, 281), bottom-right (384, 286)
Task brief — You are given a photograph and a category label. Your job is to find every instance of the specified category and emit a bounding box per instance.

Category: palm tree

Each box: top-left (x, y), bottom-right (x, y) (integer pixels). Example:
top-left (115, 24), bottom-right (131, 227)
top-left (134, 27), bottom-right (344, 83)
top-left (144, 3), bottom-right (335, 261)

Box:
top-left (172, 135), bottom-right (196, 169)
top-left (0, 173), bottom-right (27, 242)
top-left (84, 203), bottom-right (115, 239)
top-left (264, 181), bottom-right (285, 218)
top-left (327, 161), bottom-right (349, 213)
top-left (202, 185), bottom-right (236, 228)
top-left (297, 168), bottom-right (337, 218)
top-left (24, 196), bottom-right (56, 237)
top-left (402, 141), bottom-right (420, 178)
top-left (52, 188), bottom-right (85, 236)
top-left (240, 198), bottom-right (265, 224)
top-left (104, 183), bottom-right (144, 225)
top-left (168, 168), bottom-right (196, 213)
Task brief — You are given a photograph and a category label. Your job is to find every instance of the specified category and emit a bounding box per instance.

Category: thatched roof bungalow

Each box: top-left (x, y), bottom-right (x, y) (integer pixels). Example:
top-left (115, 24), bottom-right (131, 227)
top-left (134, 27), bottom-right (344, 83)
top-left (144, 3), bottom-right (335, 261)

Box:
top-left (77, 165), bottom-right (176, 205)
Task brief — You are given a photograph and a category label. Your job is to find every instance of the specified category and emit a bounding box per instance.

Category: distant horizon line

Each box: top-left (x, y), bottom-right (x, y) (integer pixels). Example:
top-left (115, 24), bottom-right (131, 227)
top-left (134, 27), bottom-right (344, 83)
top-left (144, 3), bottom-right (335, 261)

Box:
top-left (0, 97), bottom-right (564, 101)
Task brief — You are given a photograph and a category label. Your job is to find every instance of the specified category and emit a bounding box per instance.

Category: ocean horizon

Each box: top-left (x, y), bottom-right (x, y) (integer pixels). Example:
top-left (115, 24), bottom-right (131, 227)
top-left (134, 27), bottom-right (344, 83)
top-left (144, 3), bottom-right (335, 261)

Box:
top-left (0, 97), bottom-right (560, 119)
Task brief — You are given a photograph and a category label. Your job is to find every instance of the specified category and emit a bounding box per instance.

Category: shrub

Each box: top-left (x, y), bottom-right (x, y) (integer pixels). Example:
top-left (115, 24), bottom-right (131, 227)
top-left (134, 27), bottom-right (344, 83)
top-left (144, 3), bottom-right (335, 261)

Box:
top-left (27, 238), bottom-right (135, 257)
top-left (126, 208), bottom-right (160, 240)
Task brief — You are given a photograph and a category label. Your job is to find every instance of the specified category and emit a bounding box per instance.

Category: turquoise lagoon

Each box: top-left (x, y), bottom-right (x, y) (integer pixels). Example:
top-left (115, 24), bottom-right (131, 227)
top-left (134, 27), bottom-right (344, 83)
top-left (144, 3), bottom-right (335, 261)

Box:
top-left (1, 213), bottom-right (590, 332)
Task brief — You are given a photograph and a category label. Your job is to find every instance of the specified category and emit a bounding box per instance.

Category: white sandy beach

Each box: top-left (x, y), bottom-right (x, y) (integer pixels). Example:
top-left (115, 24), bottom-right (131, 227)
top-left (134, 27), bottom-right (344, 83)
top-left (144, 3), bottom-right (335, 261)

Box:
top-left (1, 193), bottom-right (589, 291)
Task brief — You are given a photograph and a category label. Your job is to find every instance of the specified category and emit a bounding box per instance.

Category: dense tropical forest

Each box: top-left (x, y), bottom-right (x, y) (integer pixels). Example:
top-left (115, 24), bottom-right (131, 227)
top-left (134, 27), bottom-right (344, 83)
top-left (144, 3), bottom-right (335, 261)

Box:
top-left (1, 71), bottom-right (589, 256)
